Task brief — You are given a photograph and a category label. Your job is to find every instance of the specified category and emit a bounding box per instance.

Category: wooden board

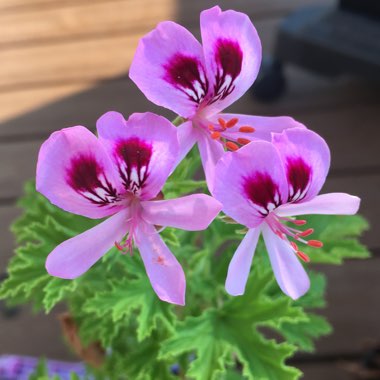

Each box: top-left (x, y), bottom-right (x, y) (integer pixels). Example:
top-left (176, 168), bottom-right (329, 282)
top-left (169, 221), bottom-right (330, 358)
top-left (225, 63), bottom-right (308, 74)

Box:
top-left (1, 68), bottom-right (379, 138)
top-left (0, 306), bottom-right (74, 359)
top-left (0, 0), bottom-right (334, 16)
top-left (1, 0), bottom-right (176, 46)
top-left (0, 18), bottom-right (278, 90)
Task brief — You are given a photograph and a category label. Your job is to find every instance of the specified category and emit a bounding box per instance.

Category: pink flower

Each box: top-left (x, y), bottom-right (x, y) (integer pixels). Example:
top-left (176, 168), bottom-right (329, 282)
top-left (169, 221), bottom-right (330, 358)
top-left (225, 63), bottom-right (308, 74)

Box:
top-left (213, 128), bottom-right (360, 299)
top-left (36, 111), bottom-right (222, 305)
top-left (129, 6), bottom-right (304, 189)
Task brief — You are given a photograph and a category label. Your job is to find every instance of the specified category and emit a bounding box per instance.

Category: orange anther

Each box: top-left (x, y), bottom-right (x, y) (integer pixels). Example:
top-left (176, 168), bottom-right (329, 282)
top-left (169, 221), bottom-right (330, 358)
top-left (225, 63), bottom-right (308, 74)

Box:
top-left (115, 242), bottom-right (124, 252)
top-left (293, 219), bottom-right (307, 226)
top-left (307, 240), bottom-right (323, 248)
top-left (218, 118), bottom-right (226, 128)
top-left (239, 126), bottom-right (255, 133)
top-left (211, 131), bottom-right (221, 140)
top-left (299, 228), bottom-right (314, 237)
top-left (208, 124), bottom-right (215, 131)
top-left (297, 251), bottom-right (310, 263)
top-left (226, 118), bottom-right (239, 128)
top-left (237, 138), bottom-right (251, 145)
top-left (226, 141), bottom-right (239, 151)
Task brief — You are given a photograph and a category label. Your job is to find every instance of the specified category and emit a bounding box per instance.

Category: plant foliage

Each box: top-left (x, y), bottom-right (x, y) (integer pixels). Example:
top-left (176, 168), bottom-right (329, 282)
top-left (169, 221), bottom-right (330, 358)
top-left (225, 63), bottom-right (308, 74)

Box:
top-left (0, 150), bottom-right (370, 380)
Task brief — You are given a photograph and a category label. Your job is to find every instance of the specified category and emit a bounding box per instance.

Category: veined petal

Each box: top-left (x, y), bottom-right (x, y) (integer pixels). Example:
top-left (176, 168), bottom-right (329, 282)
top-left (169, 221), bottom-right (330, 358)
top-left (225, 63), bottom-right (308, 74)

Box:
top-left (213, 141), bottom-right (288, 228)
top-left (135, 223), bottom-right (186, 305)
top-left (129, 21), bottom-right (207, 118)
top-left (276, 193), bottom-right (361, 217)
top-left (97, 112), bottom-right (179, 201)
top-left (141, 194), bottom-right (222, 231)
top-left (225, 227), bottom-right (261, 296)
top-left (214, 114), bottom-right (305, 143)
top-left (262, 223), bottom-right (310, 300)
top-left (272, 128), bottom-right (330, 203)
top-left (36, 126), bottom-right (124, 219)
top-left (200, 6), bottom-right (262, 115)
top-left (46, 209), bottom-right (129, 279)
top-left (197, 132), bottom-right (225, 192)
top-left (172, 120), bottom-right (198, 170)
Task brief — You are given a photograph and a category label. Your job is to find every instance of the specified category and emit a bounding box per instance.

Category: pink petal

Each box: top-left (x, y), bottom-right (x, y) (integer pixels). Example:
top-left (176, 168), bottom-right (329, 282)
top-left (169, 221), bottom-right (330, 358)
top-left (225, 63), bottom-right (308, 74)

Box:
top-left (135, 223), bottom-right (186, 305)
top-left (262, 223), bottom-right (310, 300)
top-left (200, 6), bottom-right (262, 115)
top-left (276, 193), bottom-right (361, 217)
top-left (213, 141), bottom-right (288, 228)
top-left (272, 128), bottom-right (330, 203)
top-left (141, 194), bottom-right (222, 231)
top-left (214, 113), bottom-right (305, 143)
top-left (129, 21), bottom-right (207, 118)
top-left (173, 120), bottom-right (198, 170)
top-left (197, 132), bottom-right (225, 192)
top-left (36, 126), bottom-right (124, 219)
top-left (225, 227), bottom-right (261, 296)
top-left (46, 209), bottom-right (129, 279)
top-left (97, 111), bottom-right (179, 201)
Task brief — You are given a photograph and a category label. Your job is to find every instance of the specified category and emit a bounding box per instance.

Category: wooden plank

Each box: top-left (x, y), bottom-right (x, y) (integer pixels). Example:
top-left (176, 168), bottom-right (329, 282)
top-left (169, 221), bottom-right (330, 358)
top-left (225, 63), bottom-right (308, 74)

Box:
top-left (297, 362), bottom-right (353, 380)
top-left (0, 83), bottom-right (91, 123)
top-left (313, 257), bottom-right (380, 357)
top-left (0, 0), bottom-right (334, 16)
top-left (0, 17), bottom-right (281, 90)
top-left (0, 306), bottom-right (74, 360)
top-left (1, 0), bottom-right (176, 46)
top-left (1, 68), bottom-right (378, 133)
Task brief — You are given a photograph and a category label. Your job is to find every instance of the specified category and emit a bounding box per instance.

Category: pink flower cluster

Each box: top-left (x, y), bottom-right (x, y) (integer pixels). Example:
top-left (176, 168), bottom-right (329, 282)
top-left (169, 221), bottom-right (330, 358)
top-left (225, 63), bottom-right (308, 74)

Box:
top-left (37, 7), bottom-right (360, 305)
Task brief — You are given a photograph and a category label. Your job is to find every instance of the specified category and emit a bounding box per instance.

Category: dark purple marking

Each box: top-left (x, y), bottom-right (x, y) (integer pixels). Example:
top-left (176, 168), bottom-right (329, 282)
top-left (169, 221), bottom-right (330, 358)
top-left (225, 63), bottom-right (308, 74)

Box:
top-left (209, 38), bottom-right (243, 104)
top-left (244, 172), bottom-right (282, 216)
top-left (286, 157), bottom-right (312, 202)
top-left (115, 137), bottom-right (152, 193)
top-left (164, 54), bottom-right (209, 103)
top-left (67, 154), bottom-right (119, 206)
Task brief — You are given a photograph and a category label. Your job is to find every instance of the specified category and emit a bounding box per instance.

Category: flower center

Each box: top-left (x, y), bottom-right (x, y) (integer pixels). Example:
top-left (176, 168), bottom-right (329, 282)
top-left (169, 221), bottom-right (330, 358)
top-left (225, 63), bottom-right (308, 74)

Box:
top-left (266, 213), bottom-right (323, 262)
top-left (208, 116), bottom-right (255, 151)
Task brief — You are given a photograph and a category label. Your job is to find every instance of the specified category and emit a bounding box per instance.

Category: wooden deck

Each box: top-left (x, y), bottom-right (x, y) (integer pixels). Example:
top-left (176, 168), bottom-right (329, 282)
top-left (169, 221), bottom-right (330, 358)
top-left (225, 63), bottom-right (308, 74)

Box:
top-left (0, 0), bottom-right (379, 378)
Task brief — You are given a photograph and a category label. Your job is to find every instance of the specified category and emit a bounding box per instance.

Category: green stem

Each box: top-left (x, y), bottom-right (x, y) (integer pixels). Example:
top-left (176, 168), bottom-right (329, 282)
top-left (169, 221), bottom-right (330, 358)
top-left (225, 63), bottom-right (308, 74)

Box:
top-left (172, 116), bottom-right (186, 126)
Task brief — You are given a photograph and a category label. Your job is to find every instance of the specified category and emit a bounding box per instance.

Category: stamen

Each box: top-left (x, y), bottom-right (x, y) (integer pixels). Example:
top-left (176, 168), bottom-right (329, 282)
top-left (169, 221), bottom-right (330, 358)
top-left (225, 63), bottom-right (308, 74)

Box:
top-left (290, 241), bottom-right (299, 251)
top-left (226, 118), bottom-right (239, 128)
top-left (237, 138), bottom-right (251, 145)
top-left (239, 126), bottom-right (255, 133)
top-left (211, 131), bottom-right (221, 140)
top-left (307, 240), bottom-right (323, 248)
top-left (115, 241), bottom-right (125, 252)
top-left (218, 118), bottom-right (227, 129)
top-left (226, 141), bottom-right (239, 151)
top-left (208, 124), bottom-right (215, 131)
top-left (298, 228), bottom-right (314, 237)
top-left (296, 251), bottom-right (310, 263)
top-left (292, 219), bottom-right (307, 226)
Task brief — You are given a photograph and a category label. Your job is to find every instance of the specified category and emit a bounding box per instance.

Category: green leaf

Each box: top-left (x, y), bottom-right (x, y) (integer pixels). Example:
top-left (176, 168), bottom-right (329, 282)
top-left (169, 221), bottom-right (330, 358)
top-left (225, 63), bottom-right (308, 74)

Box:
top-left (304, 215), bottom-right (370, 264)
top-left (160, 267), bottom-right (304, 380)
top-left (278, 313), bottom-right (332, 352)
top-left (84, 275), bottom-right (175, 342)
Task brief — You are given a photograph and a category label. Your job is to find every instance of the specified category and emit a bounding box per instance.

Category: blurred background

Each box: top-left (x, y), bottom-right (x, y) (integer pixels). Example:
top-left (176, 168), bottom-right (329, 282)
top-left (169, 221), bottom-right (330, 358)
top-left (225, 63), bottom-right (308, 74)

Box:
top-left (0, 0), bottom-right (379, 379)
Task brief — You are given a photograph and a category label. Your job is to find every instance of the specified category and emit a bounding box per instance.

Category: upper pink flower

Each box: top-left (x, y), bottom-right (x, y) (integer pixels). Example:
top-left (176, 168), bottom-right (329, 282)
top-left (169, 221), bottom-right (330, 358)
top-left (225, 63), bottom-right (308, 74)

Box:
top-left (129, 6), bottom-right (304, 190)
top-left (213, 128), bottom-right (360, 299)
top-left (36, 111), bottom-right (222, 305)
